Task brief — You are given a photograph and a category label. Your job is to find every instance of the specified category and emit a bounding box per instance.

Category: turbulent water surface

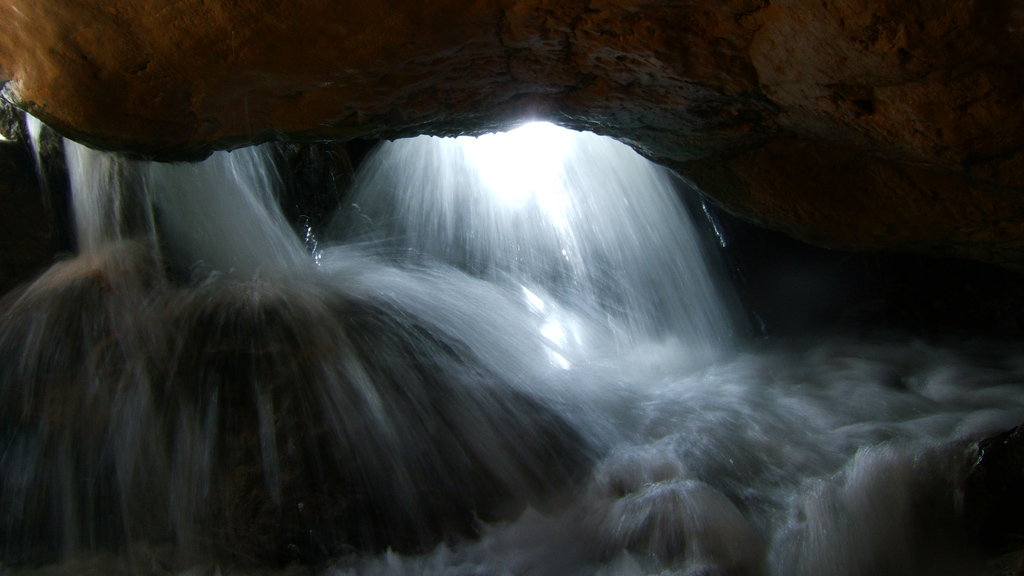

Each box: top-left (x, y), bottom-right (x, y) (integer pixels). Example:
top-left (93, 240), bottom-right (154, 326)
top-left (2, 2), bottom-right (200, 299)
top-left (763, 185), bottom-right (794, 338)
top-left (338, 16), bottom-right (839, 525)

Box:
top-left (2, 122), bottom-right (1023, 576)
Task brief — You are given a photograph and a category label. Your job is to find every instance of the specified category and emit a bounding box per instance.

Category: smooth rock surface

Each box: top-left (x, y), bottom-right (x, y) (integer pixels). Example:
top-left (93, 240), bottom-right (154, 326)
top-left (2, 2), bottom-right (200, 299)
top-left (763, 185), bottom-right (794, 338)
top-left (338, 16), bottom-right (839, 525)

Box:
top-left (1, 0), bottom-right (1022, 265)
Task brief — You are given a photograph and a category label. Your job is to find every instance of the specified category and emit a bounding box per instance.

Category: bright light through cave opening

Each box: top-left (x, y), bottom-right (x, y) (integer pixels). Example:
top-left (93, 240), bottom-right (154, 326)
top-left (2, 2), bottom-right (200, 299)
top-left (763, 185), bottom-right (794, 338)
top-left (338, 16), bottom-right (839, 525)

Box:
top-left (333, 119), bottom-right (737, 358)
top-left (457, 121), bottom-right (575, 220)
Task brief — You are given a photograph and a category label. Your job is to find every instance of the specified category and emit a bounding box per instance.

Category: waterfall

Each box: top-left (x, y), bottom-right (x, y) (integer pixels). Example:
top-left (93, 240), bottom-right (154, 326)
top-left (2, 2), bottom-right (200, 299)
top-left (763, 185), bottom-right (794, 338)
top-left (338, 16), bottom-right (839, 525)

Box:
top-left (61, 140), bottom-right (310, 275)
top-left (329, 123), bottom-right (739, 357)
top-left (3, 119), bottom-right (1024, 576)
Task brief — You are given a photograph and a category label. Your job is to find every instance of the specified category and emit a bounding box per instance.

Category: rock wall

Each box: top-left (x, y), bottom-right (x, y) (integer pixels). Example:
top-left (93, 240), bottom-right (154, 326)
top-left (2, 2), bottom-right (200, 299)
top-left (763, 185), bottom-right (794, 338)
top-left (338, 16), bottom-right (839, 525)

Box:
top-left (1, 0), bottom-right (1022, 266)
top-left (0, 143), bottom-right (52, 295)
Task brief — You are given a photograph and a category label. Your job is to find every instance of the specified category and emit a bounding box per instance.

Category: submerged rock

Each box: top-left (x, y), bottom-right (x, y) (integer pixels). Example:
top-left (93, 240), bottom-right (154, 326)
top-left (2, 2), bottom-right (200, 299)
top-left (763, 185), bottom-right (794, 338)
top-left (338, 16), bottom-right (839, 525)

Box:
top-left (0, 242), bottom-right (165, 564)
top-left (161, 275), bottom-right (594, 562)
top-left (0, 245), bottom-right (595, 566)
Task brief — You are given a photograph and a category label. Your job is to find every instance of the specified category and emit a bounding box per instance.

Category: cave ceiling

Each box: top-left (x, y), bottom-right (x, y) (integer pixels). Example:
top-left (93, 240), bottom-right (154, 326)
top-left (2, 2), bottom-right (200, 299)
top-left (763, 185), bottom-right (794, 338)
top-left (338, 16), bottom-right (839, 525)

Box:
top-left (1, 0), bottom-right (1022, 268)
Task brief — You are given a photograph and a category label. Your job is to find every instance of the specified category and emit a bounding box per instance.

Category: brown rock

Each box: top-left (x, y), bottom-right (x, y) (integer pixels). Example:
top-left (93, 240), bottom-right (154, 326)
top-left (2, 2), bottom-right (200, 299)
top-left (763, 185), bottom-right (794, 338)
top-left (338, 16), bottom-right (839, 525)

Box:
top-left (0, 0), bottom-right (525, 155)
top-left (0, 0), bottom-right (777, 162)
top-left (1, 0), bottom-right (1023, 266)
top-left (681, 134), bottom-right (1024, 269)
top-left (750, 0), bottom-right (1024, 176)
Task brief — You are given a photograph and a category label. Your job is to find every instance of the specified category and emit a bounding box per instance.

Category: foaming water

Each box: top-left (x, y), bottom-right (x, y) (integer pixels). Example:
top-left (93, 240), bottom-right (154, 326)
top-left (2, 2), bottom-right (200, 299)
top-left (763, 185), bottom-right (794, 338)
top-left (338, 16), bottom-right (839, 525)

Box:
top-left (2, 121), bottom-right (1024, 576)
top-left (317, 336), bottom-right (1024, 576)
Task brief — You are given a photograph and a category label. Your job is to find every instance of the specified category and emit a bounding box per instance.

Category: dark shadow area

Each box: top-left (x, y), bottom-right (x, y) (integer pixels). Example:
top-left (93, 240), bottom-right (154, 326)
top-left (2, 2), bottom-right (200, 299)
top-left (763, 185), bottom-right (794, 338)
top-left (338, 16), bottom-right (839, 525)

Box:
top-left (0, 141), bottom-right (55, 295)
top-left (697, 198), bottom-right (1024, 342)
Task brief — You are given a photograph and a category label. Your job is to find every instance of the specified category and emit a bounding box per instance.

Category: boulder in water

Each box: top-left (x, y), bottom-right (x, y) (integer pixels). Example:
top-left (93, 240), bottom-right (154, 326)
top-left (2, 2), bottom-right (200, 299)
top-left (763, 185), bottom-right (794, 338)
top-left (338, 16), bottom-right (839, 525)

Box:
top-left (0, 249), bottom-right (596, 566)
top-left (0, 242), bottom-right (165, 564)
top-left (160, 275), bottom-right (595, 562)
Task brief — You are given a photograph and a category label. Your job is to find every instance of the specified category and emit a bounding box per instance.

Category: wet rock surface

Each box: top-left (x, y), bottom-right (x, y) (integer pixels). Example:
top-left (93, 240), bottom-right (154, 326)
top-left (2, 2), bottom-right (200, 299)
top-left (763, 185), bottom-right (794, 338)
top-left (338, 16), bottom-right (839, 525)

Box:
top-left (1, 1), bottom-right (1022, 266)
top-left (0, 244), bottom-right (594, 566)
top-left (163, 278), bottom-right (593, 562)
top-left (0, 244), bottom-right (165, 564)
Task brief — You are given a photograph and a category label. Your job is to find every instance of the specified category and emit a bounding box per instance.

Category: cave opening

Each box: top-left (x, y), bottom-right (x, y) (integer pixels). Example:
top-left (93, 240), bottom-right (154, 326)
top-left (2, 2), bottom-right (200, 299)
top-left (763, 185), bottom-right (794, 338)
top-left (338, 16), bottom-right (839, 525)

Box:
top-left (0, 115), bottom-right (1023, 576)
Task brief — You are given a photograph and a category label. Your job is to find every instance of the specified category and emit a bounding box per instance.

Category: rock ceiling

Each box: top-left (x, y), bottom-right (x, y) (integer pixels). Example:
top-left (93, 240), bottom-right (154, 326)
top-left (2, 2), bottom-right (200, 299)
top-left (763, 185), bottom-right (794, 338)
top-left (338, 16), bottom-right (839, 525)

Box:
top-left (1, 0), bottom-right (1022, 267)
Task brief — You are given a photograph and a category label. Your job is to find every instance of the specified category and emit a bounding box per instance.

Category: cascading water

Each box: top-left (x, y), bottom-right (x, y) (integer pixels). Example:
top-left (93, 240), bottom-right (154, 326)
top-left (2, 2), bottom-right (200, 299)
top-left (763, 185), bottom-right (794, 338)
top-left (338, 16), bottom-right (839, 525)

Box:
top-left (3, 126), bottom-right (596, 565)
top-left (328, 123), bottom-right (738, 358)
top-left (2, 120), bottom-right (1024, 576)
